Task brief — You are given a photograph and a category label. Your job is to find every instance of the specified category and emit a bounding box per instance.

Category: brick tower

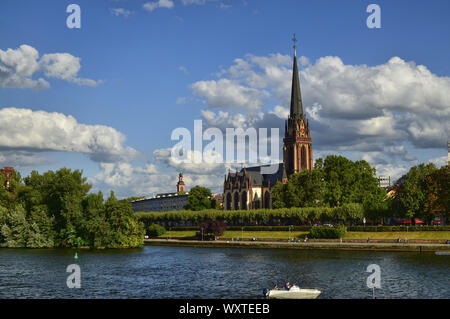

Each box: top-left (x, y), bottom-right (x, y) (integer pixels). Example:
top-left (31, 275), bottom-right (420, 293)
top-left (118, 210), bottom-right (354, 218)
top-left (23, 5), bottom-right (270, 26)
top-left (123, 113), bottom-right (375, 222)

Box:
top-left (283, 35), bottom-right (313, 176)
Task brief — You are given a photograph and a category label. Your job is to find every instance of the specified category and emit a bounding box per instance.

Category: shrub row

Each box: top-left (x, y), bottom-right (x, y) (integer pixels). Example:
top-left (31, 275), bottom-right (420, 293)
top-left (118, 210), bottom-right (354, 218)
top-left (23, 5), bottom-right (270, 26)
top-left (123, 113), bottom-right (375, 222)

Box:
top-left (164, 225), bottom-right (450, 232)
top-left (309, 226), bottom-right (347, 239)
top-left (346, 226), bottom-right (450, 232)
top-left (147, 224), bottom-right (166, 237)
top-left (166, 226), bottom-right (313, 231)
top-left (136, 204), bottom-right (364, 227)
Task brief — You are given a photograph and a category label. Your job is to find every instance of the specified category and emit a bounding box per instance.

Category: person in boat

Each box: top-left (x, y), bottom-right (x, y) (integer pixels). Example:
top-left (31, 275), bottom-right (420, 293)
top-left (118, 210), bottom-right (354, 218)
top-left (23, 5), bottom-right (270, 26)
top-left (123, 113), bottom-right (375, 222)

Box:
top-left (273, 284), bottom-right (279, 290)
top-left (284, 282), bottom-right (291, 290)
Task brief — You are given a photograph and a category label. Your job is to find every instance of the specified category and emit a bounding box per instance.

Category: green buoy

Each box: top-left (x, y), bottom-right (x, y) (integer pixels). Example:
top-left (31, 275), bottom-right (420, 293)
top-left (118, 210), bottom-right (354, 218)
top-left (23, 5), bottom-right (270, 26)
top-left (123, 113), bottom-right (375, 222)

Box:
top-left (74, 252), bottom-right (78, 259)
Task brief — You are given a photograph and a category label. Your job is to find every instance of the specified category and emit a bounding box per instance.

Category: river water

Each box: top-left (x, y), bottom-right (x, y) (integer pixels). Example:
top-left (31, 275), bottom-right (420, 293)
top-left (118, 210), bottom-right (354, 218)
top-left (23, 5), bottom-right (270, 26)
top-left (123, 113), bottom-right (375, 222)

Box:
top-left (0, 245), bottom-right (448, 299)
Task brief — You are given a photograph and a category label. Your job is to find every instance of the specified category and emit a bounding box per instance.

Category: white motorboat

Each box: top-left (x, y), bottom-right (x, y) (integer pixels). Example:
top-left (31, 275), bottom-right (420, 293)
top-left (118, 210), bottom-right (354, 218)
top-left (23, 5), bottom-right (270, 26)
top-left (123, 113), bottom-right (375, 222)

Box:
top-left (265, 285), bottom-right (321, 299)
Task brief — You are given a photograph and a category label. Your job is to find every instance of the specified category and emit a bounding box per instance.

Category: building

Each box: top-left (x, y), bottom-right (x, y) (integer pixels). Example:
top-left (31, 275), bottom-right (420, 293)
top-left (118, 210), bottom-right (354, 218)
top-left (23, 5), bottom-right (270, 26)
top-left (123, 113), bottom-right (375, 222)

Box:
top-left (131, 173), bottom-right (189, 212)
top-left (223, 39), bottom-right (313, 210)
top-left (0, 166), bottom-right (15, 188)
top-left (176, 173), bottom-right (185, 192)
top-left (448, 141), bottom-right (449, 165)
top-left (377, 176), bottom-right (391, 189)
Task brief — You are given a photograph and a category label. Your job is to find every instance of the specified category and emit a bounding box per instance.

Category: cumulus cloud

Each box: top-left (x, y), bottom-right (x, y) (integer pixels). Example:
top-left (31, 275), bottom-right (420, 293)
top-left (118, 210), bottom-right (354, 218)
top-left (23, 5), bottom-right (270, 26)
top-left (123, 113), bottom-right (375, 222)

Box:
top-left (0, 108), bottom-right (138, 163)
top-left (143, 0), bottom-right (174, 12)
top-left (0, 44), bottom-right (101, 89)
top-left (188, 52), bottom-right (450, 182)
top-left (0, 150), bottom-right (54, 169)
top-left (153, 148), bottom-right (226, 175)
top-left (192, 79), bottom-right (267, 114)
top-left (428, 155), bottom-right (448, 168)
top-left (89, 161), bottom-right (178, 198)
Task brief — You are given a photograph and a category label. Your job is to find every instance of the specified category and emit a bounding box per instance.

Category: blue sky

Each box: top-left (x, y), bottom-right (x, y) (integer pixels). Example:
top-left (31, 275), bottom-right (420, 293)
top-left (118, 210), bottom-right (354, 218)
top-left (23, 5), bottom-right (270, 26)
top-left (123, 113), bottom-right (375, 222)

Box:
top-left (1, 0), bottom-right (449, 197)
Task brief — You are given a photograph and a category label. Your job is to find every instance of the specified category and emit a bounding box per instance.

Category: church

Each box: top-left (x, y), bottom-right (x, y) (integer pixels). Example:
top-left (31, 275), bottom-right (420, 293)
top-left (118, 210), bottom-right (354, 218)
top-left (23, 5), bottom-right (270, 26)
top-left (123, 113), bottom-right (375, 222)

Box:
top-left (223, 40), bottom-right (313, 210)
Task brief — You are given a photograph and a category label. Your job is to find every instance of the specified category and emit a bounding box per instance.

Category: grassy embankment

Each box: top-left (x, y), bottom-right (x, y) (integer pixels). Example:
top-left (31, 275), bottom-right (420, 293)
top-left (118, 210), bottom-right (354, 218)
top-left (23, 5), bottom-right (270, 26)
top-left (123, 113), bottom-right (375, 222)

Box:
top-left (159, 230), bottom-right (450, 240)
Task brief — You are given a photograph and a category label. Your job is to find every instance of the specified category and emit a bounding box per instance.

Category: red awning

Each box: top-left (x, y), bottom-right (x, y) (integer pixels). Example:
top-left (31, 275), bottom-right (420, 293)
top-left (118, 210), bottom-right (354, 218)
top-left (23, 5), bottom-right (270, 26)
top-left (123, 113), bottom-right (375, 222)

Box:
top-left (414, 219), bottom-right (425, 224)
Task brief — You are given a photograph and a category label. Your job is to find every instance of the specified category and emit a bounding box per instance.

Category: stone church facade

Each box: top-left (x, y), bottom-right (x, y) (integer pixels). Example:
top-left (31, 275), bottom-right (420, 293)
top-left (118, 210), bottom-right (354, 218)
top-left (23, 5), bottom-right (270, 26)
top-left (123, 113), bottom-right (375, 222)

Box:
top-left (223, 41), bottom-right (313, 210)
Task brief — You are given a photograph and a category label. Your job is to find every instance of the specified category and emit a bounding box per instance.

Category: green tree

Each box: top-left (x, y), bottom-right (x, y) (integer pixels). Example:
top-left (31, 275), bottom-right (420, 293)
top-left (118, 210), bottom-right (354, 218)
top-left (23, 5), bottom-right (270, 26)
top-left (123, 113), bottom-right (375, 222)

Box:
top-left (147, 224), bottom-right (166, 237)
top-left (103, 191), bottom-right (144, 247)
top-left (394, 163), bottom-right (437, 220)
top-left (0, 170), bottom-right (23, 208)
top-left (185, 186), bottom-right (213, 211)
top-left (1, 205), bottom-right (30, 247)
top-left (423, 165), bottom-right (449, 222)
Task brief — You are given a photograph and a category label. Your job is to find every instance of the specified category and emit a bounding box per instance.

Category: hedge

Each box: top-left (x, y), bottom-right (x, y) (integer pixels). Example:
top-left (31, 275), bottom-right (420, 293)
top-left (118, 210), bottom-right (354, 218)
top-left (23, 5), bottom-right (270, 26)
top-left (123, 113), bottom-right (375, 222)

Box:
top-left (135, 204), bottom-right (364, 227)
top-left (346, 225), bottom-right (450, 232)
top-left (166, 226), bottom-right (313, 231)
top-left (163, 225), bottom-right (450, 232)
top-left (147, 224), bottom-right (166, 237)
top-left (309, 226), bottom-right (347, 239)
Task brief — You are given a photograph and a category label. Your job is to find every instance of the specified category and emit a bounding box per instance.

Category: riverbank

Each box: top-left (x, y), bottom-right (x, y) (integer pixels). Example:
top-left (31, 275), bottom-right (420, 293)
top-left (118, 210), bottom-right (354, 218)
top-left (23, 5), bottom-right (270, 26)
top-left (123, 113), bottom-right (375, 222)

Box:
top-left (145, 238), bottom-right (450, 252)
top-left (160, 230), bottom-right (450, 241)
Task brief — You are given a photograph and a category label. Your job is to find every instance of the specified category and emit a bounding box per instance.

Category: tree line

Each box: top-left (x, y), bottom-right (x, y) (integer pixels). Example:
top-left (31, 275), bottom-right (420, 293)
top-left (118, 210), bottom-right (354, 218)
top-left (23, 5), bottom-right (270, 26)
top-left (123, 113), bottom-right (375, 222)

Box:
top-left (138, 156), bottom-right (448, 226)
top-left (271, 156), bottom-right (448, 224)
top-left (0, 168), bottom-right (144, 248)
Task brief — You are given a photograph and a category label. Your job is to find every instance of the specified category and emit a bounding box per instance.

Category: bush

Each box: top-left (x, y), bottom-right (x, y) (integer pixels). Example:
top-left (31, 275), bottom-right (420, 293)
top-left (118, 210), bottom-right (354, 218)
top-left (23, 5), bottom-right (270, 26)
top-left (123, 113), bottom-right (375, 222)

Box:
top-left (200, 220), bottom-right (227, 237)
top-left (147, 224), bottom-right (166, 237)
top-left (308, 225), bottom-right (347, 239)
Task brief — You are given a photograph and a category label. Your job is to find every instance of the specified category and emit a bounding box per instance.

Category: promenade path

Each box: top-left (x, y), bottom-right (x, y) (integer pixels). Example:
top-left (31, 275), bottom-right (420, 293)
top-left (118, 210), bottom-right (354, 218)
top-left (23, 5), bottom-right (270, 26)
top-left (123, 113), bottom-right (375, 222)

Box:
top-left (145, 239), bottom-right (450, 252)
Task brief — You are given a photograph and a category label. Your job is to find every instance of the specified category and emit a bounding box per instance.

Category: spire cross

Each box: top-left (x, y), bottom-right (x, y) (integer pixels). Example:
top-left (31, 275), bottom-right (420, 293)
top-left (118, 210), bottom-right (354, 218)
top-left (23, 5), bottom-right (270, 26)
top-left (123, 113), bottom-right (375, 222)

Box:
top-left (292, 33), bottom-right (297, 56)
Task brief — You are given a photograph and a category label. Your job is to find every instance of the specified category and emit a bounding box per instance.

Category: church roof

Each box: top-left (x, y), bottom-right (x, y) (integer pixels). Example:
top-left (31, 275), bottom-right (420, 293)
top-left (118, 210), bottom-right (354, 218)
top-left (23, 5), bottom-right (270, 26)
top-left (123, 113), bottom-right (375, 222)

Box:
top-left (226, 163), bottom-right (285, 187)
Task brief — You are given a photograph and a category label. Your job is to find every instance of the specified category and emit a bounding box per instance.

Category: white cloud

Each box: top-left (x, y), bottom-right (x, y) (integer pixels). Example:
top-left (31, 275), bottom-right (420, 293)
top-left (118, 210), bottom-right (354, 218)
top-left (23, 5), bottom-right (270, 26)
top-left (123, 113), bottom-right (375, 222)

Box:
top-left (183, 52), bottom-right (450, 183)
top-left (143, 0), bottom-right (174, 12)
top-left (153, 148), bottom-right (226, 175)
top-left (429, 155), bottom-right (448, 168)
top-left (0, 108), bottom-right (138, 163)
top-left (110, 8), bottom-right (133, 18)
top-left (0, 150), bottom-right (54, 169)
top-left (181, 0), bottom-right (206, 5)
top-left (40, 53), bottom-right (101, 87)
top-left (0, 45), bottom-right (49, 89)
top-left (0, 44), bottom-right (100, 89)
top-left (90, 161), bottom-right (177, 197)
top-left (192, 78), bottom-right (266, 114)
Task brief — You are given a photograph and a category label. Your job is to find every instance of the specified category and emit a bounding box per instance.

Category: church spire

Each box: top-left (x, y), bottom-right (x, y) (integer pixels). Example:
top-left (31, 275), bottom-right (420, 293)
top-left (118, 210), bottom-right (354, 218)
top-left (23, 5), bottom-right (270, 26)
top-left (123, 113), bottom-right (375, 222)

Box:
top-left (290, 34), bottom-right (303, 119)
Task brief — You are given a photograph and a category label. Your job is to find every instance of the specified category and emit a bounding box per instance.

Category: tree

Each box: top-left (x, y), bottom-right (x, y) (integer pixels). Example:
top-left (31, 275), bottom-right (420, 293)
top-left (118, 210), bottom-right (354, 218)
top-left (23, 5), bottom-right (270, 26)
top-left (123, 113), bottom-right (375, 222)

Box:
top-left (423, 165), bottom-right (449, 221)
top-left (185, 186), bottom-right (213, 211)
top-left (394, 163), bottom-right (437, 220)
top-left (0, 205), bottom-right (30, 247)
top-left (200, 220), bottom-right (227, 237)
top-left (103, 191), bottom-right (144, 248)
top-left (271, 155), bottom-right (382, 212)
top-left (0, 169), bottom-right (22, 208)
top-left (2, 168), bottom-right (145, 248)
top-left (147, 224), bottom-right (166, 237)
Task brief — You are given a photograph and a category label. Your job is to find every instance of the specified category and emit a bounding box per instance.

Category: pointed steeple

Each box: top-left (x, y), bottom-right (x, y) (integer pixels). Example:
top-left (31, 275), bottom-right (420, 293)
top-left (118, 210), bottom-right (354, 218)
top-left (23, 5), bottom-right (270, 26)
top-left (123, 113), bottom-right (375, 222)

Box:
top-left (290, 34), bottom-right (303, 119)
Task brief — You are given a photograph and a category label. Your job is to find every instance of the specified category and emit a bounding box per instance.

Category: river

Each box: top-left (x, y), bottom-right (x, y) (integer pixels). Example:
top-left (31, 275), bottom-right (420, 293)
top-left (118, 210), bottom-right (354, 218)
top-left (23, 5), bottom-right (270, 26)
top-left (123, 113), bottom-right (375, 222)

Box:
top-left (0, 245), bottom-right (448, 299)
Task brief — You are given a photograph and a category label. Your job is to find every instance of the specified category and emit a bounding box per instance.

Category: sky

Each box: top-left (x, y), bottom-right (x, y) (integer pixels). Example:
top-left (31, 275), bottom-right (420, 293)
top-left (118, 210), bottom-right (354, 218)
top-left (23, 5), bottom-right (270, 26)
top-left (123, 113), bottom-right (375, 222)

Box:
top-left (0, 0), bottom-right (449, 198)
